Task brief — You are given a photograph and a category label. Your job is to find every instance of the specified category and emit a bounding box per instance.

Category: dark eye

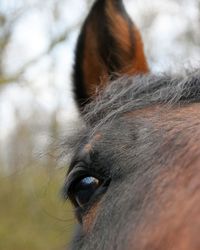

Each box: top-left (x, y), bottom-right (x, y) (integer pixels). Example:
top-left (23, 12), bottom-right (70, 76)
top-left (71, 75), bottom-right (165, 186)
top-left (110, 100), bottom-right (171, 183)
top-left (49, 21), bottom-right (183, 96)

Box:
top-left (70, 176), bottom-right (101, 208)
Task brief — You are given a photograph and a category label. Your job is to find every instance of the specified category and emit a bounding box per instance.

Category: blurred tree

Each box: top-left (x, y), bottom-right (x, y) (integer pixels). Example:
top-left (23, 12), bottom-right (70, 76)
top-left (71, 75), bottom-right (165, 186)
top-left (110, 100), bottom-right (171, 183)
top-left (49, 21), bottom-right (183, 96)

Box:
top-left (0, 0), bottom-right (92, 172)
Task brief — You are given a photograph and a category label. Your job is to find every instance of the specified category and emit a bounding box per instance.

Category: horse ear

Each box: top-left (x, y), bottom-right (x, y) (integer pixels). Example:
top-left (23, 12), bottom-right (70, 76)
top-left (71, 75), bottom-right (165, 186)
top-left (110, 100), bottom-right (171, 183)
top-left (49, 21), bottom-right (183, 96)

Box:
top-left (73, 0), bottom-right (149, 108)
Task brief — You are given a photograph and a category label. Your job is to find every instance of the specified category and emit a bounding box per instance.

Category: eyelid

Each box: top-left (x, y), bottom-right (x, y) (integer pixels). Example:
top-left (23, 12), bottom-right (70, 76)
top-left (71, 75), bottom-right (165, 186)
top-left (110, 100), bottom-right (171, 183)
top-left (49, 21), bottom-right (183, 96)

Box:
top-left (62, 166), bottom-right (89, 199)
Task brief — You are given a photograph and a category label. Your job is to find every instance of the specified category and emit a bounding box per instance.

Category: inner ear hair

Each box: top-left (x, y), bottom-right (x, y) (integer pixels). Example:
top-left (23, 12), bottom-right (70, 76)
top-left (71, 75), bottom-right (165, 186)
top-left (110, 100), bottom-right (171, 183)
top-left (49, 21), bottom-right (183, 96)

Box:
top-left (73, 0), bottom-right (149, 109)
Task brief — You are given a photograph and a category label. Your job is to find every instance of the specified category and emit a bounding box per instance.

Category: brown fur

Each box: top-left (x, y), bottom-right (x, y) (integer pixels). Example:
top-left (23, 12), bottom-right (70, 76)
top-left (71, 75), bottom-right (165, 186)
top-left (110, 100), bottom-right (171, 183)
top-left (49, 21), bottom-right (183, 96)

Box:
top-left (83, 202), bottom-right (101, 233)
top-left (83, 133), bottom-right (102, 154)
top-left (82, 0), bottom-right (148, 98)
top-left (129, 157), bottom-right (200, 250)
top-left (83, 24), bottom-right (108, 97)
top-left (106, 0), bottom-right (149, 75)
top-left (126, 104), bottom-right (200, 249)
top-left (70, 1), bottom-right (200, 249)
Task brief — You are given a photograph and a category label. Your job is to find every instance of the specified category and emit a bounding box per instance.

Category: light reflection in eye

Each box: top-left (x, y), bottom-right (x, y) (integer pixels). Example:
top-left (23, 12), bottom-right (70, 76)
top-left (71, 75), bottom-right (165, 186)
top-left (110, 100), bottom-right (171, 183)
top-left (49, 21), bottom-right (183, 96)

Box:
top-left (81, 176), bottom-right (99, 185)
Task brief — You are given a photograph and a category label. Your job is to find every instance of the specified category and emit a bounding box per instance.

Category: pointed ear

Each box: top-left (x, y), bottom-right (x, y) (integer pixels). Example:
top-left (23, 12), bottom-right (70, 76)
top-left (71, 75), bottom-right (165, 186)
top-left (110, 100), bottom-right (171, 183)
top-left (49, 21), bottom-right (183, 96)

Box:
top-left (73, 0), bottom-right (149, 108)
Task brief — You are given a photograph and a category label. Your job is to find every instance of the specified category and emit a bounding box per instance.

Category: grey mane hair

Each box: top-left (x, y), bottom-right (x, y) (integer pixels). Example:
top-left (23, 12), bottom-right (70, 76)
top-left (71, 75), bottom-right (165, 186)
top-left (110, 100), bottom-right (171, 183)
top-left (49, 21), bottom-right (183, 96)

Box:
top-left (83, 69), bottom-right (200, 131)
top-left (60, 69), bottom-right (200, 162)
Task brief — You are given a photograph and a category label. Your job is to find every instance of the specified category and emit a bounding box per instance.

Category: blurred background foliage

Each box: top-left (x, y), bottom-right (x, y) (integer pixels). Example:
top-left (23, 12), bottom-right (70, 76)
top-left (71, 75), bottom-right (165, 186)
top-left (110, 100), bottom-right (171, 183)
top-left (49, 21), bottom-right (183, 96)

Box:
top-left (0, 0), bottom-right (200, 249)
top-left (0, 167), bottom-right (74, 250)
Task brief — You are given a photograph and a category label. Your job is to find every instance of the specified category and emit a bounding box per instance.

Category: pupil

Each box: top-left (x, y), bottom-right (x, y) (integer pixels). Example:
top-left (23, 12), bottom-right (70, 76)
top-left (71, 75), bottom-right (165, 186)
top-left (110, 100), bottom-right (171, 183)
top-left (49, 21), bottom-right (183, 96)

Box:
top-left (74, 177), bottom-right (100, 207)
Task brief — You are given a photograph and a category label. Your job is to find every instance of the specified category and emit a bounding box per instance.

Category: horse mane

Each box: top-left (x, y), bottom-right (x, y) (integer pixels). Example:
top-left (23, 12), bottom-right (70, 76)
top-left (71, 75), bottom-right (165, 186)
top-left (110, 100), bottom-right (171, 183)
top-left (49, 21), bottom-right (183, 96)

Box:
top-left (59, 69), bottom-right (200, 163)
top-left (83, 69), bottom-right (200, 127)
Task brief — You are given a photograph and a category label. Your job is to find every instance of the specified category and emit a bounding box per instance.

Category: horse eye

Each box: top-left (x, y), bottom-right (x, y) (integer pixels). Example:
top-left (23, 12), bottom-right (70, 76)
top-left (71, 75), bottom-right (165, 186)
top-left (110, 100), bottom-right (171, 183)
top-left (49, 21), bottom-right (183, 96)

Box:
top-left (71, 176), bottom-right (101, 208)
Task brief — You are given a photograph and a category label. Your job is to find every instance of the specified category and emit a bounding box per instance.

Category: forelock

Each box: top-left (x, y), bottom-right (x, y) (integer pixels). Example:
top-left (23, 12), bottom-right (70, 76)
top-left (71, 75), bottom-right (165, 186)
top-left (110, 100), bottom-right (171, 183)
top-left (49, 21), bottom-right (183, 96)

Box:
top-left (83, 69), bottom-right (200, 129)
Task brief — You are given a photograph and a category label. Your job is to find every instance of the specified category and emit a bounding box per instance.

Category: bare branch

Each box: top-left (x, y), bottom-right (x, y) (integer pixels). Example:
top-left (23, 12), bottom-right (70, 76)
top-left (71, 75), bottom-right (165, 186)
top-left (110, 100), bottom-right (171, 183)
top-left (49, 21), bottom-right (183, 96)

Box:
top-left (0, 21), bottom-right (81, 85)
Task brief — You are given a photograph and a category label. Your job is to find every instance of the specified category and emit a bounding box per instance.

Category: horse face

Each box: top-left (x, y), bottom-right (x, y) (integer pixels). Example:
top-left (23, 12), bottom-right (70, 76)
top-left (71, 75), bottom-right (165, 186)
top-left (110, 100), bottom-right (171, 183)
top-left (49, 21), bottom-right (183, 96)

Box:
top-left (63, 1), bottom-right (200, 249)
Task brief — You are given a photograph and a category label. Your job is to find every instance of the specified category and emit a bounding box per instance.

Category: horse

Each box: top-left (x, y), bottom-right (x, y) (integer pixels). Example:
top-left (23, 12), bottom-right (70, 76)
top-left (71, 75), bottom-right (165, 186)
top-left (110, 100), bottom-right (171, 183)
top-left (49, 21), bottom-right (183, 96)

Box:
top-left (62, 0), bottom-right (200, 249)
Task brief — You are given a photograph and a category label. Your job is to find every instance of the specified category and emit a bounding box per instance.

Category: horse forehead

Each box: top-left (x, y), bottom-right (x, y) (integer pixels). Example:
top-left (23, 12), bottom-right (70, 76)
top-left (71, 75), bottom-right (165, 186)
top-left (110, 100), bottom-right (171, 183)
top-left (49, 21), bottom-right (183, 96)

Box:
top-left (90, 102), bottom-right (200, 135)
top-left (123, 103), bottom-right (200, 136)
top-left (83, 103), bottom-right (200, 157)
top-left (125, 102), bottom-right (200, 121)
